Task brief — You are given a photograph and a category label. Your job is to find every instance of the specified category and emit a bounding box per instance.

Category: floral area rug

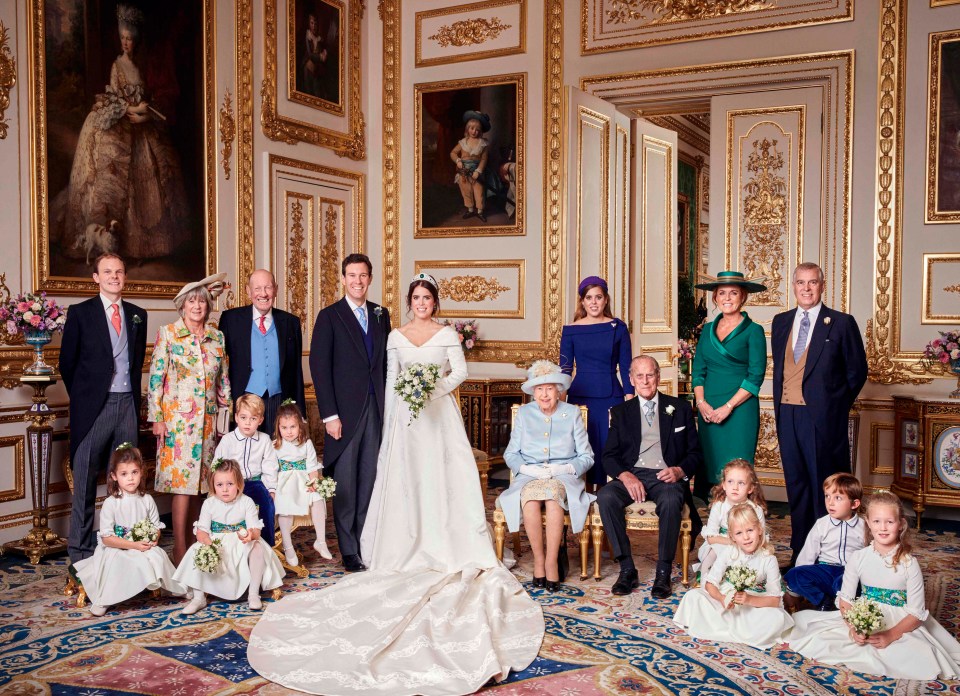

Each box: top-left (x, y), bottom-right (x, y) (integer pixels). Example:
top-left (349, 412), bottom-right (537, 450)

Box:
top-left (2, 500), bottom-right (960, 695)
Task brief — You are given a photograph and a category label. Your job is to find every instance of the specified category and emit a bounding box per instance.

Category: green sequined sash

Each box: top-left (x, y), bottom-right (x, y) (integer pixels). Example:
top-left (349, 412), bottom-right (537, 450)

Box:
top-left (210, 520), bottom-right (247, 533)
top-left (862, 584), bottom-right (906, 607)
top-left (279, 458), bottom-right (307, 472)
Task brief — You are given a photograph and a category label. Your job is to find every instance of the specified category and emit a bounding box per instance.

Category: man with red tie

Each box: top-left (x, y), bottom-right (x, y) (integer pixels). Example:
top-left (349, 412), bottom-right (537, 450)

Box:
top-left (60, 254), bottom-right (147, 563)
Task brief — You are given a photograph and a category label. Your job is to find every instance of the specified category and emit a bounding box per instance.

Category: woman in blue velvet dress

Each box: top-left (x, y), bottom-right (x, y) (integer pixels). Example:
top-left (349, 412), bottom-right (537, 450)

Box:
top-left (559, 276), bottom-right (634, 487)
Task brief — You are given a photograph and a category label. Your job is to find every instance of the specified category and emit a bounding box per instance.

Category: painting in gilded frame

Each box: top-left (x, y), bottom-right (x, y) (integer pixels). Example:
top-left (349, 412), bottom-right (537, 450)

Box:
top-left (288, 0), bottom-right (344, 116)
top-left (31, 0), bottom-right (215, 296)
top-left (415, 73), bottom-right (524, 238)
top-left (927, 30), bottom-right (960, 223)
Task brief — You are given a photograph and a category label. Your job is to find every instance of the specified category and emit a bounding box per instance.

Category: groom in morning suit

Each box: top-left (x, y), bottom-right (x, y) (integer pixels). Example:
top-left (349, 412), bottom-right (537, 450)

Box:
top-left (772, 262), bottom-right (867, 567)
top-left (309, 253), bottom-right (391, 572)
top-left (597, 355), bottom-right (703, 599)
top-left (219, 269), bottom-right (306, 435)
top-left (59, 253), bottom-right (147, 563)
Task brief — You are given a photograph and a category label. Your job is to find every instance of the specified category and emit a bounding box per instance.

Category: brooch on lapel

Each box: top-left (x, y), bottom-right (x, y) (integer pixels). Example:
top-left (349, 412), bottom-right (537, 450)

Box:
top-left (132, 315), bottom-right (142, 325)
top-left (665, 405), bottom-right (675, 416)
top-left (823, 316), bottom-right (831, 325)
top-left (373, 306), bottom-right (383, 324)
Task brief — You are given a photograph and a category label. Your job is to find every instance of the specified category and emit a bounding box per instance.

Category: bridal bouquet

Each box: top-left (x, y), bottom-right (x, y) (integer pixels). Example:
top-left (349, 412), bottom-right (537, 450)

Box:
top-left (844, 596), bottom-right (885, 637)
top-left (130, 518), bottom-right (161, 543)
top-left (394, 362), bottom-right (442, 423)
top-left (306, 476), bottom-right (337, 499)
top-left (721, 563), bottom-right (758, 608)
top-left (194, 539), bottom-right (223, 573)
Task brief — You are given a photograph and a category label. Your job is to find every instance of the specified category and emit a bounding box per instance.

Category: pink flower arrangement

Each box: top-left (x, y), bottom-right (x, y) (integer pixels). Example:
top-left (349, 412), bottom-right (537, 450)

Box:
top-left (0, 292), bottom-right (67, 336)
top-left (444, 319), bottom-right (479, 352)
top-left (676, 338), bottom-right (694, 362)
top-left (923, 330), bottom-right (960, 367)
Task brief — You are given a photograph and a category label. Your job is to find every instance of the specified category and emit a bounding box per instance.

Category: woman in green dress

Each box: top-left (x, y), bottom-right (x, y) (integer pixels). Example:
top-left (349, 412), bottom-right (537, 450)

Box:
top-left (691, 271), bottom-right (768, 500)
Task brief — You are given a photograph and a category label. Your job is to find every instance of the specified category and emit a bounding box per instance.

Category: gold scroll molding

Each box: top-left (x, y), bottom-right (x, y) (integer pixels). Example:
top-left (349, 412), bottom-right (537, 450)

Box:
top-left (413, 260), bottom-right (524, 319)
top-left (869, 421), bottom-right (895, 475)
top-left (922, 254), bottom-right (960, 323)
top-left (0, 435), bottom-right (25, 503)
top-left (261, 0), bottom-right (365, 159)
top-left (321, 203), bottom-right (343, 309)
top-left (219, 88), bottom-right (236, 180)
top-left (237, 0), bottom-right (257, 288)
top-left (925, 29), bottom-right (960, 224)
top-left (382, 0), bottom-right (564, 365)
top-left (645, 115), bottom-right (709, 154)
top-left (0, 20), bottom-right (15, 139)
top-left (285, 193), bottom-right (312, 330)
top-left (868, 0), bottom-right (932, 384)
top-left (29, 0), bottom-right (220, 297)
top-left (416, 0), bottom-right (526, 67)
top-left (582, 0), bottom-right (852, 54)
top-left (755, 409), bottom-right (785, 487)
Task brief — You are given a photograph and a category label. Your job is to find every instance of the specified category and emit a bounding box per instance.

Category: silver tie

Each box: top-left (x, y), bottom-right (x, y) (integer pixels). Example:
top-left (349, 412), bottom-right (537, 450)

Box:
top-left (644, 401), bottom-right (655, 426)
top-left (793, 310), bottom-right (810, 363)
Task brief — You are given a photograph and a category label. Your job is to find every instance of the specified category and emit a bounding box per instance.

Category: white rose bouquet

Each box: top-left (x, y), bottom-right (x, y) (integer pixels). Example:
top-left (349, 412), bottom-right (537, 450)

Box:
top-left (306, 476), bottom-right (337, 499)
top-left (194, 538), bottom-right (223, 573)
top-left (130, 518), bottom-right (160, 543)
top-left (721, 563), bottom-right (758, 608)
top-left (844, 596), bottom-right (885, 637)
top-left (394, 362), bottom-right (442, 423)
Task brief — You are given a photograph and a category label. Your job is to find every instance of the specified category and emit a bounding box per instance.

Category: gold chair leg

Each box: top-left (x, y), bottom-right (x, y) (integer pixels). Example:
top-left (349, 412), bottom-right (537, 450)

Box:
top-left (152, 588), bottom-right (162, 599)
top-left (578, 529), bottom-right (589, 581)
top-left (494, 517), bottom-right (505, 562)
top-left (63, 576), bottom-right (78, 597)
top-left (591, 523), bottom-right (604, 581)
top-left (681, 527), bottom-right (691, 587)
top-left (271, 588), bottom-right (282, 601)
top-left (77, 588), bottom-right (87, 608)
top-left (512, 531), bottom-right (522, 559)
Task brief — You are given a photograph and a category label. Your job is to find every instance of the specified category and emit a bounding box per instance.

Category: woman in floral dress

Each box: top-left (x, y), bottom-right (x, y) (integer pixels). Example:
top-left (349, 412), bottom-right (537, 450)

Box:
top-left (148, 273), bottom-right (230, 564)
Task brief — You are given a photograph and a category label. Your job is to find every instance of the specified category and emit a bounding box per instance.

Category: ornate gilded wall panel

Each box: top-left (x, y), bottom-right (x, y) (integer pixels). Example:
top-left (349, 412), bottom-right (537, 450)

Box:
top-left (638, 134), bottom-right (673, 334)
top-left (922, 254), bottom-right (960, 324)
top-left (416, 0), bottom-right (526, 67)
top-left (0, 435), bottom-right (25, 504)
top-left (870, 422), bottom-right (895, 475)
top-left (581, 0), bottom-right (851, 54)
top-left (0, 20), bottom-right (14, 140)
top-left (755, 408), bottom-right (784, 487)
top-left (413, 260), bottom-right (524, 318)
top-left (261, 0), bottom-right (365, 158)
top-left (925, 29), bottom-right (960, 224)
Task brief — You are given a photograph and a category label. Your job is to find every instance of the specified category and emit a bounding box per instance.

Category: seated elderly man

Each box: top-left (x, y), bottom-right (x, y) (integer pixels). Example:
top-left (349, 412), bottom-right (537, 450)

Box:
top-left (597, 354), bottom-right (703, 599)
top-left (498, 360), bottom-right (594, 592)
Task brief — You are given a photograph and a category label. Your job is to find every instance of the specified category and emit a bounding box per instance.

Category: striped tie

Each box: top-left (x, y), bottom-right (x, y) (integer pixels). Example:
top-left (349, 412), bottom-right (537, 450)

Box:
top-left (793, 310), bottom-right (810, 363)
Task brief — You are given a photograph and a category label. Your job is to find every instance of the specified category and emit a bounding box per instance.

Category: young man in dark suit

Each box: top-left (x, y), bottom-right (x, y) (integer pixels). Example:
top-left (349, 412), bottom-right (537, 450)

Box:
top-left (309, 254), bottom-right (391, 572)
top-left (219, 269), bottom-right (305, 434)
top-left (59, 253), bottom-right (147, 563)
top-left (597, 355), bottom-right (703, 599)
top-left (772, 262), bottom-right (867, 568)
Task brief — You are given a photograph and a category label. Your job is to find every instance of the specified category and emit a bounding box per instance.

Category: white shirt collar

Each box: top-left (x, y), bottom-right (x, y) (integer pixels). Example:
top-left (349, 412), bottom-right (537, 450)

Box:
top-left (638, 393), bottom-right (658, 411)
top-left (828, 514), bottom-right (860, 528)
top-left (99, 293), bottom-right (122, 311)
top-left (233, 429), bottom-right (261, 442)
top-left (252, 305), bottom-right (273, 321)
top-left (344, 296), bottom-right (367, 313)
top-left (796, 302), bottom-right (823, 322)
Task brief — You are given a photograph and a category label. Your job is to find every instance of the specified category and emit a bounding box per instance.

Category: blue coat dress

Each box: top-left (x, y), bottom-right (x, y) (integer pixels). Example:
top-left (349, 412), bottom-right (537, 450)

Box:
top-left (559, 319), bottom-right (634, 485)
top-left (497, 401), bottom-right (595, 533)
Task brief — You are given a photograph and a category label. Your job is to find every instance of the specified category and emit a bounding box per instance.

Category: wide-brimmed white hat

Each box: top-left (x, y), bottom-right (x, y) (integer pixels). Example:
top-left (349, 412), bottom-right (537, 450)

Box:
top-left (521, 359), bottom-right (572, 395)
top-left (174, 272), bottom-right (229, 303)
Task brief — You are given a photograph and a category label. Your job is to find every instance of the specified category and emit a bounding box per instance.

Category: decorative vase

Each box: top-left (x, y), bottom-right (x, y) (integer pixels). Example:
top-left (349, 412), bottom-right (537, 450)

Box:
top-left (23, 329), bottom-right (53, 376)
top-left (951, 359), bottom-right (960, 399)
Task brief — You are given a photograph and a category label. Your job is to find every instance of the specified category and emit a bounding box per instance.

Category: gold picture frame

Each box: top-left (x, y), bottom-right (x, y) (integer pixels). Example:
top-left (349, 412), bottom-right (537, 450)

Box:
top-left (288, 0), bottom-right (345, 116)
top-left (926, 29), bottom-right (960, 224)
top-left (28, 0), bottom-right (218, 297)
top-left (413, 260), bottom-right (525, 319)
top-left (415, 73), bottom-right (525, 238)
top-left (263, 0), bottom-right (364, 159)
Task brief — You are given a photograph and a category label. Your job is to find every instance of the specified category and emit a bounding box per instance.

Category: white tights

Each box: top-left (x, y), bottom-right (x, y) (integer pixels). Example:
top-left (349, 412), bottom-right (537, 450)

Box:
top-left (278, 501), bottom-right (329, 553)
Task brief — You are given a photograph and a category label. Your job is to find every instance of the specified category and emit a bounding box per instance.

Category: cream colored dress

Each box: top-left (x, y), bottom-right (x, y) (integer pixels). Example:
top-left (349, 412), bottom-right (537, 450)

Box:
top-left (173, 494), bottom-right (284, 600)
top-left (75, 492), bottom-right (186, 607)
top-left (273, 439), bottom-right (322, 516)
top-left (247, 326), bottom-right (544, 695)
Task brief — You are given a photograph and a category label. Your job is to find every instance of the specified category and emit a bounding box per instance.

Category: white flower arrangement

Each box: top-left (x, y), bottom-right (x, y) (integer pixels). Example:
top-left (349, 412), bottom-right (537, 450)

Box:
top-left (394, 362), bottom-right (442, 423)
top-left (665, 405), bottom-right (675, 415)
top-left (306, 476), bottom-right (337, 499)
top-left (194, 539), bottom-right (223, 573)
top-left (130, 518), bottom-right (160, 543)
top-left (844, 596), bottom-right (885, 637)
top-left (721, 563), bottom-right (758, 608)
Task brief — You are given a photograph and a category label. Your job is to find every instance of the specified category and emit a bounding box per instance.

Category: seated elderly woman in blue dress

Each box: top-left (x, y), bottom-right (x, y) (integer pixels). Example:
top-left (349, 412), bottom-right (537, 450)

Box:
top-left (497, 360), bottom-right (594, 592)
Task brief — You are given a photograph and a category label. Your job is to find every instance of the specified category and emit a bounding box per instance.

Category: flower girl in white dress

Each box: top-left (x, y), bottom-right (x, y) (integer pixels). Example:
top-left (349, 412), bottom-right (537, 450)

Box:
top-left (273, 399), bottom-right (332, 565)
top-left (675, 502), bottom-right (793, 649)
top-left (788, 491), bottom-right (960, 680)
top-left (75, 444), bottom-right (186, 616)
top-left (697, 458), bottom-right (768, 577)
top-left (175, 459), bottom-right (284, 614)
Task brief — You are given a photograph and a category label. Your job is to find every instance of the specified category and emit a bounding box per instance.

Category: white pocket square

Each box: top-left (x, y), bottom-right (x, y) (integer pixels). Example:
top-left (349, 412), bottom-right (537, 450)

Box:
top-left (674, 426), bottom-right (686, 432)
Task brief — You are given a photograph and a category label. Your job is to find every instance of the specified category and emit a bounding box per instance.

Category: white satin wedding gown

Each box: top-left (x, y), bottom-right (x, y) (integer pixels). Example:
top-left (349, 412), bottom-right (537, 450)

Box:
top-left (248, 325), bottom-right (544, 695)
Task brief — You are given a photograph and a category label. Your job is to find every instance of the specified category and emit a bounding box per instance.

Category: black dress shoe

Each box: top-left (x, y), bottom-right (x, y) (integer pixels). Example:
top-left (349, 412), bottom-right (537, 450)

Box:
top-left (651, 569), bottom-right (672, 599)
top-left (532, 576), bottom-right (546, 588)
top-left (342, 554), bottom-right (367, 572)
top-left (611, 569), bottom-right (639, 596)
top-left (477, 210), bottom-right (487, 222)
top-left (545, 580), bottom-right (561, 592)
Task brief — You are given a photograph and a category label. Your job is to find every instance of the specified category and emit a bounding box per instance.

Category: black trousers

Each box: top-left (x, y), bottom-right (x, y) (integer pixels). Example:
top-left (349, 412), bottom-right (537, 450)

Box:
top-left (257, 392), bottom-right (284, 436)
top-left (596, 468), bottom-right (685, 572)
top-left (779, 403), bottom-right (835, 554)
top-left (330, 400), bottom-right (381, 558)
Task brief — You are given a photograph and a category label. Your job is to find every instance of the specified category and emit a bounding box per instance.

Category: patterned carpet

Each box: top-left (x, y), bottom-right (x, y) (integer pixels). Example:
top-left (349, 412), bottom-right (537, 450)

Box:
top-left (3, 498), bottom-right (960, 695)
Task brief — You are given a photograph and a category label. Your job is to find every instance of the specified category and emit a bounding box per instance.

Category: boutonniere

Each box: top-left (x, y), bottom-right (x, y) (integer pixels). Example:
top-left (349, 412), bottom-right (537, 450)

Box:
top-left (665, 405), bottom-right (675, 416)
top-left (823, 316), bottom-right (831, 325)
top-left (373, 306), bottom-right (383, 323)
top-left (132, 314), bottom-right (142, 325)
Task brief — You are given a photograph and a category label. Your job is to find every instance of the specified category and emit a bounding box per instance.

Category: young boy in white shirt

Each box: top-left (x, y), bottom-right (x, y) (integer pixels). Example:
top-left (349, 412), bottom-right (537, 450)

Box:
top-left (784, 472), bottom-right (864, 612)
top-left (213, 394), bottom-right (279, 545)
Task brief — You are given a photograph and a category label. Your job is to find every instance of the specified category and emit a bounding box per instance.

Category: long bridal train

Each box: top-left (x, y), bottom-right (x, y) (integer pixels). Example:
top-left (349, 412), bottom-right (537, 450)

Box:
top-left (247, 325), bottom-right (544, 695)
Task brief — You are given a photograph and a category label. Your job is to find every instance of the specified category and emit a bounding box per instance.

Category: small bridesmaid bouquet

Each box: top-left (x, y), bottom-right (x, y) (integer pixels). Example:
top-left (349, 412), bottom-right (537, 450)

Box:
top-left (844, 597), bottom-right (885, 637)
top-left (194, 539), bottom-right (223, 573)
top-left (130, 518), bottom-right (161, 543)
top-left (306, 476), bottom-right (337, 499)
top-left (394, 362), bottom-right (442, 423)
top-left (721, 564), bottom-right (758, 609)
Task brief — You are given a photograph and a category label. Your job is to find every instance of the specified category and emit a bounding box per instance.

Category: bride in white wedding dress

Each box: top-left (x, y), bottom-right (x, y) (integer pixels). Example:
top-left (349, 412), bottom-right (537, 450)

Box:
top-left (247, 274), bottom-right (544, 695)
